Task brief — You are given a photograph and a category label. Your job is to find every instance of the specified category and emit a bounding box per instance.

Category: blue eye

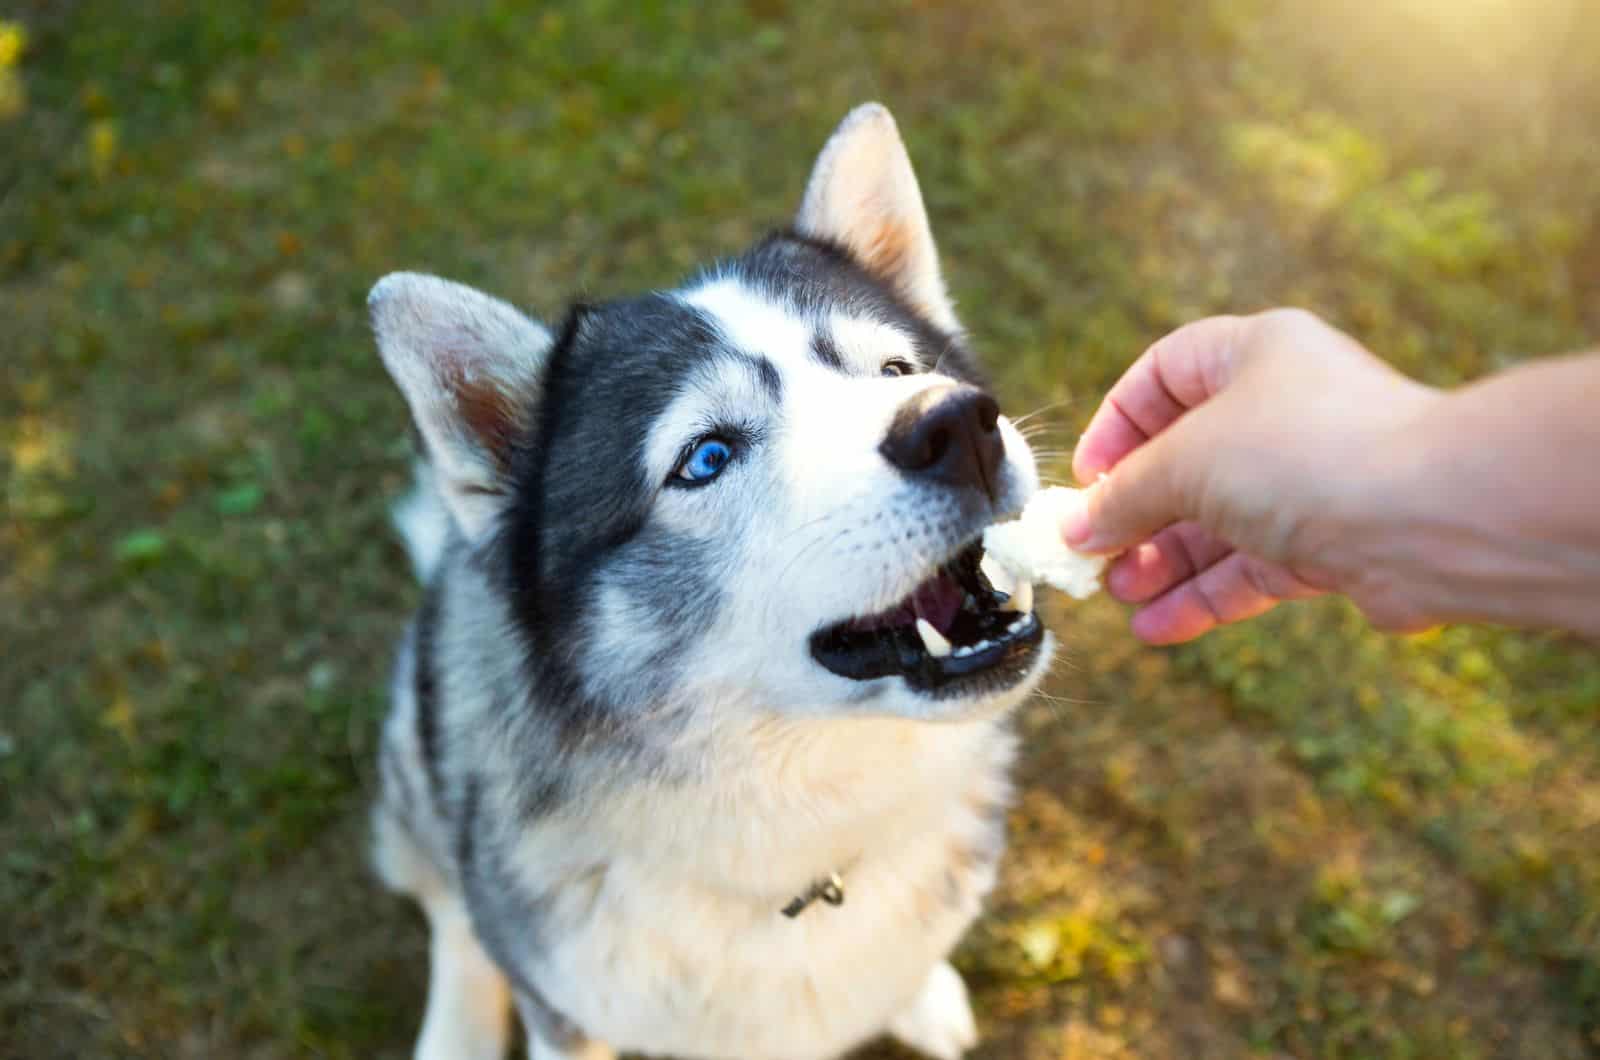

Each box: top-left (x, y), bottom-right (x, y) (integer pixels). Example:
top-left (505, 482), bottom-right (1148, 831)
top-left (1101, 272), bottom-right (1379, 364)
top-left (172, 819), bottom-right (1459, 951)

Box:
top-left (676, 438), bottom-right (733, 484)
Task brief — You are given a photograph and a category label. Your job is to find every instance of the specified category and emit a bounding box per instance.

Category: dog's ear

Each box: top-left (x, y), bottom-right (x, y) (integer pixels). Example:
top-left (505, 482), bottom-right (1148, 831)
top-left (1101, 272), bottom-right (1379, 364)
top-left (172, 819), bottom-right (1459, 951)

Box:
top-left (795, 102), bottom-right (958, 333)
top-left (369, 272), bottom-right (551, 543)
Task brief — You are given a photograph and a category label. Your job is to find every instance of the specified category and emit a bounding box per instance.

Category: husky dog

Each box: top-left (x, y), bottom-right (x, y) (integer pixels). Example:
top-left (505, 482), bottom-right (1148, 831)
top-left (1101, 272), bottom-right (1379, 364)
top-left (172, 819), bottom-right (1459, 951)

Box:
top-left (369, 103), bottom-right (1051, 1060)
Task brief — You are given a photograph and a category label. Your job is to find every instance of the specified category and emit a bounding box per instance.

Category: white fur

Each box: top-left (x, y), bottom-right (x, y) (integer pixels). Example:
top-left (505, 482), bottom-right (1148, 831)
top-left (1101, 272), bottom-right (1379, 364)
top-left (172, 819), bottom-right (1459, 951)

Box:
top-left (890, 961), bottom-right (980, 1060)
top-left (478, 711), bottom-right (1015, 1060)
top-left (687, 278), bottom-right (815, 371)
top-left (828, 311), bottom-right (918, 371)
top-left (392, 460), bottom-right (455, 583)
top-left (416, 895), bottom-right (512, 1060)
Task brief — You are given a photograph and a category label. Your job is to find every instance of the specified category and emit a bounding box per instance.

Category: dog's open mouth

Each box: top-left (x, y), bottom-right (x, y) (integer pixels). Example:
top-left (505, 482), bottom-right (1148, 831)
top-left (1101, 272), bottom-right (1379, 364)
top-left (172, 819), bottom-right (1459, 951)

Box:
top-left (809, 540), bottom-right (1043, 692)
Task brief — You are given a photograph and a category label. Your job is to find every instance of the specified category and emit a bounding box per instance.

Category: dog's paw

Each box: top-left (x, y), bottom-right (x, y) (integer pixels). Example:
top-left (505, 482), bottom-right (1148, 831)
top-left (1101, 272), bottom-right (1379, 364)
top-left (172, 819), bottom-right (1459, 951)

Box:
top-left (888, 961), bottom-right (979, 1060)
top-left (526, 1033), bottom-right (616, 1060)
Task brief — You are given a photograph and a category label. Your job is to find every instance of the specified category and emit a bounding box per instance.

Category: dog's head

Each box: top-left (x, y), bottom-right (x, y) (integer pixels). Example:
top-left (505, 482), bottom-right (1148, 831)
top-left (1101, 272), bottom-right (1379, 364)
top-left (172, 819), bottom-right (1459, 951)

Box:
top-left (371, 104), bottom-right (1049, 725)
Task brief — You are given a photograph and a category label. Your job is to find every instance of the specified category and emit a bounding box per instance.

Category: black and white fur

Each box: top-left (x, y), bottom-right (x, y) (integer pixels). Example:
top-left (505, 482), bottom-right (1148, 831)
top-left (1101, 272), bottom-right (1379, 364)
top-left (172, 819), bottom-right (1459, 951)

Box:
top-left (369, 103), bottom-right (1050, 1060)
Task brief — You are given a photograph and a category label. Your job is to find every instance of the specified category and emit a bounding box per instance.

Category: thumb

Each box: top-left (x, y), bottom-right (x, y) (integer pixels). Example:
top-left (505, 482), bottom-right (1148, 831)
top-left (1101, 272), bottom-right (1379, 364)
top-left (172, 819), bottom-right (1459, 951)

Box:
top-left (1064, 413), bottom-right (1205, 554)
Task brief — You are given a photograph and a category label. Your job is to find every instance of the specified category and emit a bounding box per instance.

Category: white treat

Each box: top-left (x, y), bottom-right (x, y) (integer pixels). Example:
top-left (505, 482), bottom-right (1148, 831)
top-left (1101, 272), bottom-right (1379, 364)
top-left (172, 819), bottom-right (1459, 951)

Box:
top-left (982, 486), bottom-right (1107, 600)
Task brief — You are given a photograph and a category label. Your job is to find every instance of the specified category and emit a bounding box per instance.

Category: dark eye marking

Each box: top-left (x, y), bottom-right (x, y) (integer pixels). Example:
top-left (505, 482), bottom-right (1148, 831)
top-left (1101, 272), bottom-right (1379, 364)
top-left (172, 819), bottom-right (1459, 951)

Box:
top-left (750, 354), bottom-right (782, 402)
top-left (811, 333), bottom-right (845, 371)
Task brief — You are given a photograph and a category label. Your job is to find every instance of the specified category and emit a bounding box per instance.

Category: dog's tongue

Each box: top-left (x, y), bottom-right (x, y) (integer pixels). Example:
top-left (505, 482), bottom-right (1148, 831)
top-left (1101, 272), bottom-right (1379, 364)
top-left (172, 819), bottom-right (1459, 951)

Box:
top-left (909, 573), bottom-right (963, 634)
top-left (846, 570), bottom-right (965, 634)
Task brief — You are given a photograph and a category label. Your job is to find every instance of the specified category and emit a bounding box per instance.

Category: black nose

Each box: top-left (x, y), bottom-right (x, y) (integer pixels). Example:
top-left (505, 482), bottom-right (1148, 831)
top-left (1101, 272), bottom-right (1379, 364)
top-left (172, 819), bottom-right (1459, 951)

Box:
top-left (880, 384), bottom-right (1004, 498)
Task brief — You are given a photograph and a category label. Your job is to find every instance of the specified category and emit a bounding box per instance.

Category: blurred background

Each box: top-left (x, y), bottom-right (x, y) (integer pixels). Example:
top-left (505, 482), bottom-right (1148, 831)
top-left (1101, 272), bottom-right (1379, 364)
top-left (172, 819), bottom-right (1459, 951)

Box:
top-left (3, 1), bottom-right (1597, 1057)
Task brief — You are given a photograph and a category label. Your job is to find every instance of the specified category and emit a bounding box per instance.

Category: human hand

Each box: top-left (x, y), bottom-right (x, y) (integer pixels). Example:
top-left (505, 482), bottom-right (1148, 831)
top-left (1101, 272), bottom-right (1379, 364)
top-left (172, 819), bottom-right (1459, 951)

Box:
top-left (1063, 309), bottom-right (1443, 643)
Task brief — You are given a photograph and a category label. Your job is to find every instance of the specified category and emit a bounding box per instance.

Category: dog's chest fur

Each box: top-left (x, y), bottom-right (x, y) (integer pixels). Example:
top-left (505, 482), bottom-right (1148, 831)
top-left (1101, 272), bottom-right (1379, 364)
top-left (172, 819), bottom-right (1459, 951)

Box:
top-left (376, 573), bottom-right (1020, 1060)
top-left (493, 714), bottom-right (1015, 1060)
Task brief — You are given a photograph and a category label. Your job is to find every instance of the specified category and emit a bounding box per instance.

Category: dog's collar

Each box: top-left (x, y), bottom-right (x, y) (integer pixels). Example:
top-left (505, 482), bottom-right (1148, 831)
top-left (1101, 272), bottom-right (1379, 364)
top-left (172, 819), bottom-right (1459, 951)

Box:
top-left (781, 872), bottom-right (845, 918)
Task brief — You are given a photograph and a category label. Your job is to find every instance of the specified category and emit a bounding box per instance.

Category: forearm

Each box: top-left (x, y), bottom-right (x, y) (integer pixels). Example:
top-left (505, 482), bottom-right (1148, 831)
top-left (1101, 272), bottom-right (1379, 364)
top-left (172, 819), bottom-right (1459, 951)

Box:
top-left (1362, 351), bottom-right (1600, 636)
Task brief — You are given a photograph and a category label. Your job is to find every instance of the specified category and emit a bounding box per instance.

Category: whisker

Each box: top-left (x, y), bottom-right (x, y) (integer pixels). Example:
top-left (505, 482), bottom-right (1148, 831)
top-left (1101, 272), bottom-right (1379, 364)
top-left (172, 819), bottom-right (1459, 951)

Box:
top-left (769, 491), bottom-right (871, 550)
top-left (1009, 399), bottom-right (1078, 429)
top-left (1030, 687), bottom-right (1102, 706)
top-left (775, 523), bottom-right (857, 588)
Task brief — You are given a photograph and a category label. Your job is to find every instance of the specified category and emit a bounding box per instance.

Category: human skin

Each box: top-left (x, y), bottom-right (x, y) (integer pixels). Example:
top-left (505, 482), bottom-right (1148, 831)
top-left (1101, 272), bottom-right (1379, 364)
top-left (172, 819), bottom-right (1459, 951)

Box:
top-left (1060, 308), bottom-right (1600, 644)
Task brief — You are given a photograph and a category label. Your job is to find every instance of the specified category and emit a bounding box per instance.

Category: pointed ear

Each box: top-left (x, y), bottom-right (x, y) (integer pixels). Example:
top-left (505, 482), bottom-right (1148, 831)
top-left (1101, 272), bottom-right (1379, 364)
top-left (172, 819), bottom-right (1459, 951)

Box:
top-left (795, 103), bottom-right (959, 333)
top-left (368, 272), bottom-right (552, 543)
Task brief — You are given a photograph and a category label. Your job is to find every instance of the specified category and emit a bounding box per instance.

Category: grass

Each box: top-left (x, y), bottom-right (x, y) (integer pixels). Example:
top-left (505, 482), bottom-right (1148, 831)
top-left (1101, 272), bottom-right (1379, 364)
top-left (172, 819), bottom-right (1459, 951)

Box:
top-left (3, 0), bottom-right (1598, 1056)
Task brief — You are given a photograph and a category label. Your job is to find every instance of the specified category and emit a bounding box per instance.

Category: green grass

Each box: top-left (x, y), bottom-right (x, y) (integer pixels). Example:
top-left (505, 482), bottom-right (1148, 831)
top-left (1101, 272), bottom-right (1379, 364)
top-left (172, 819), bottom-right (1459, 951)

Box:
top-left (3, 0), bottom-right (1598, 1056)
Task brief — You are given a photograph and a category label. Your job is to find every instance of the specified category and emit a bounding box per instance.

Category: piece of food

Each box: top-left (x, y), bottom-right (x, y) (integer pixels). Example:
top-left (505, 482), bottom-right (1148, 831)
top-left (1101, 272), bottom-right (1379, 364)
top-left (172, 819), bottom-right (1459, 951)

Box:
top-left (982, 486), bottom-right (1107, 600)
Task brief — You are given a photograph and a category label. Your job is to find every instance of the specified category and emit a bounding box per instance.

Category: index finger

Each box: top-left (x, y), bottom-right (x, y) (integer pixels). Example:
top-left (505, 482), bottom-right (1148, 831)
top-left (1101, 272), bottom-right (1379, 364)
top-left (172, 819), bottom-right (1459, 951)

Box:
top-left (1072, 315), bottom-right (1248, 483)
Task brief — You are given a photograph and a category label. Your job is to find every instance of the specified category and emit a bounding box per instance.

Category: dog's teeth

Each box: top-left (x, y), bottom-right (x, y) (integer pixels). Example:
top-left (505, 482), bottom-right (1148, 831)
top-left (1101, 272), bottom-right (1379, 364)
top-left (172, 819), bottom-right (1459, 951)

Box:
top-left (953, 644), bottom-right (975, 657)
top-left (915, 618), bottom-right (952, 659)
top-left (1006, 617), bottom-right (1026, 635)
top-left (1001, 580), bottom-right (1033, 615)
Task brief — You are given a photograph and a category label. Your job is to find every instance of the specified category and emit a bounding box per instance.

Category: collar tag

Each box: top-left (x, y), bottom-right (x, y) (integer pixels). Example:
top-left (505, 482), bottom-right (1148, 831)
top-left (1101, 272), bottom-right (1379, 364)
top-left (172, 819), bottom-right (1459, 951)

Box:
top-left (781, 872), bottom-right (845, 918)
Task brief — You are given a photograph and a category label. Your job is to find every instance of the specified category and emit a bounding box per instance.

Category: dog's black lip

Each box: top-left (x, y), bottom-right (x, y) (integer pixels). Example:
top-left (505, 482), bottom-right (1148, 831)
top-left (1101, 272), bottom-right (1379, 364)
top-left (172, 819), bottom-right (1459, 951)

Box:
top-left (809, 540), bottom-right (1044, 693)
top-left (810, 612), bottom-right (1044, 693)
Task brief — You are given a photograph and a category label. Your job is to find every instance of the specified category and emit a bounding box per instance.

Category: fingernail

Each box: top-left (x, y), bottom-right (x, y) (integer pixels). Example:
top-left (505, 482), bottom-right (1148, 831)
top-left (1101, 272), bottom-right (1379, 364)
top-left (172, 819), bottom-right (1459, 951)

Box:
top-left (1059, 487), bottom-right (1092, 546)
